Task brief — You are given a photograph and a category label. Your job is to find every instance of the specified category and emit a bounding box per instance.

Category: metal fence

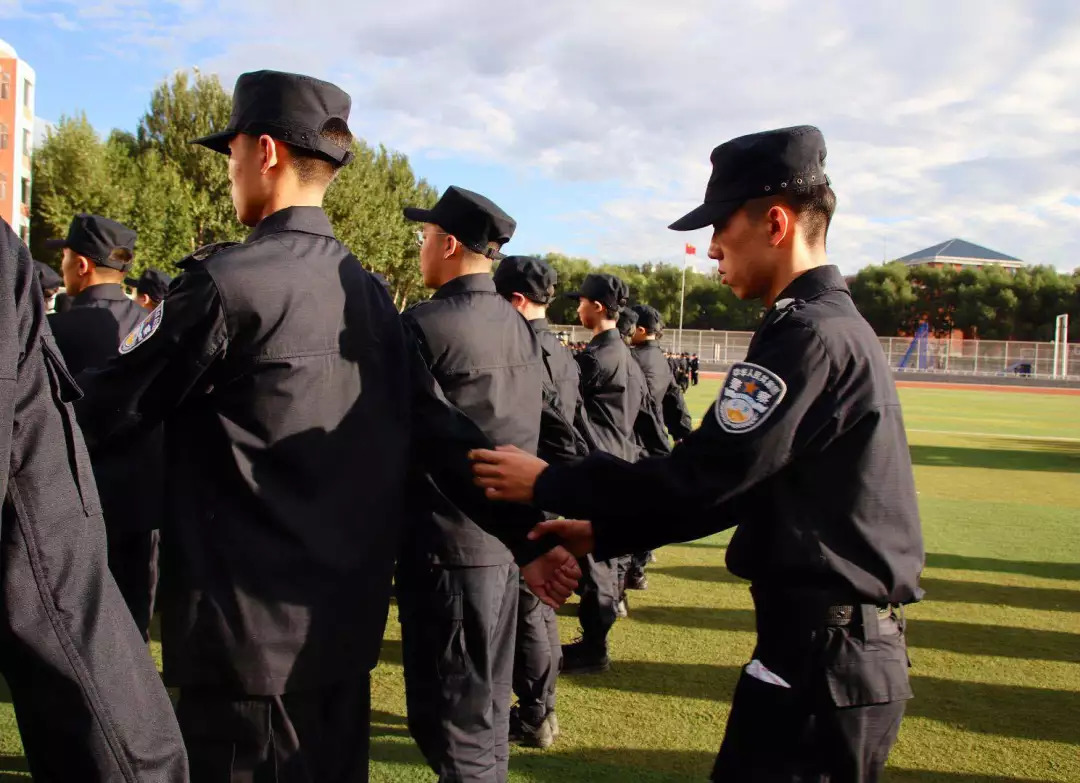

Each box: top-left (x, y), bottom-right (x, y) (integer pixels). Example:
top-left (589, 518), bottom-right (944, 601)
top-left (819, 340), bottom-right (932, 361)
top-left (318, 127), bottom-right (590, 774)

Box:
top-left (551, 326), bottom-right (1080, 381)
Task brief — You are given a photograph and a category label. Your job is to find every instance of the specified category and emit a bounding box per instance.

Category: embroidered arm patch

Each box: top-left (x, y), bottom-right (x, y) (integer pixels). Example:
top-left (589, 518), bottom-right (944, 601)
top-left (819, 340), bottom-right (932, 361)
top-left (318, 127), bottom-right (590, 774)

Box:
top-left (714, 361), bottom-right (788, 433)
top-left (119, 301), bottom-right (164, 354)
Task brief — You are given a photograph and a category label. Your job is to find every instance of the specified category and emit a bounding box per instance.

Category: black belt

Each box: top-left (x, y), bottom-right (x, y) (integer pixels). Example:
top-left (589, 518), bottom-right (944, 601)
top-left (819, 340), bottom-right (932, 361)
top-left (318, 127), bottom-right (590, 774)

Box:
top-left (824, 604), bottom-right (897, 627)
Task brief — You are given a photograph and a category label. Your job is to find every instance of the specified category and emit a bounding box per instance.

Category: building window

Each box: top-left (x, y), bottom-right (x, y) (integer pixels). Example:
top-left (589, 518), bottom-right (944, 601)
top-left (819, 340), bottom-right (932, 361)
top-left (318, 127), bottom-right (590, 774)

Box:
top-left (23, 80), bottom-right (32, 108)
top-left (21, 177), bottom-right (30, 205)
top-left (0, 123), bottom-right (7, 150)
top-left (0, 73), bottom-right (9, 100)
top-left (0, 173), bottom-right (6, 200)
top-left (23, 128), bottom-right (31, 154)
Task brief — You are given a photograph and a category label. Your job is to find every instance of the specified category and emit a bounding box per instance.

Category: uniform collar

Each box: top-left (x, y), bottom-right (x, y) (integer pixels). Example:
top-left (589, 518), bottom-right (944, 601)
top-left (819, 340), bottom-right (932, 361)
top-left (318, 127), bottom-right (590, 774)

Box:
top-left (246, 206), bottom-right (336, 244)
top-left (433, 273), bottom-right (497, 300)
top-left (529, 317), bottom-right (551, 332)
top-left (72, 283), bottom-right (130, 305)
top-left (589, 327), bottom-right (622, 347)
top-left (772, 264), bottom-right (848, 305)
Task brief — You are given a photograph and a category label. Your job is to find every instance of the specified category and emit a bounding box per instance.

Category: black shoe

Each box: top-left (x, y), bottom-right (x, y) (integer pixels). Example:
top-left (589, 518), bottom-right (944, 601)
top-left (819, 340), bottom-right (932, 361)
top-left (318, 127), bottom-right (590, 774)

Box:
top-left (561, 641), bottom-right (611, 674)
top-left (626, 572), bottom-right (648, 591)
top-left (510, 706), bottom-right (554, 749)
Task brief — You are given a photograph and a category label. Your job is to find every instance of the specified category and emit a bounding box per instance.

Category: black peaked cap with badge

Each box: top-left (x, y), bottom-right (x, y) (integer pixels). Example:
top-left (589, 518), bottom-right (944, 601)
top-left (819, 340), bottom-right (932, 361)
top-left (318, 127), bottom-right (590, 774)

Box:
top-left (494, 255), bottom-right (557, 304)
top-left (192, 70), bottom-right (354, 165)
top-left (45, 214), bottom-right (137, 272)
top-left (566, 273), bottom-right (629, 311)
top-left (124, 269), bottom-right (173, 303)
top-left (404, 186), bottom-right (516, 260)
top-left (670, 125), bottom-right (829, 232)
top-left (631, 304), bottom-right (663, 334)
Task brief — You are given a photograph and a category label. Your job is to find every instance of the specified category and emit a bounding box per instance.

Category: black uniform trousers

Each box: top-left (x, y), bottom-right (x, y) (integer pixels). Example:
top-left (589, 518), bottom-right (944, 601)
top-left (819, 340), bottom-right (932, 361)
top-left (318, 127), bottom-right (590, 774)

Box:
top-left (513, 580), bottom-right (561, 726)
top-left (398, 561), bottom-right (519, 783)
top-left (107, 527), bottom-right (160, 641)
top-left (576, 554), bottom-right (618, 654)
top-left (712, 594), bottom-right (911, 783)
top-left (177, 675), bottom-right (371, 783)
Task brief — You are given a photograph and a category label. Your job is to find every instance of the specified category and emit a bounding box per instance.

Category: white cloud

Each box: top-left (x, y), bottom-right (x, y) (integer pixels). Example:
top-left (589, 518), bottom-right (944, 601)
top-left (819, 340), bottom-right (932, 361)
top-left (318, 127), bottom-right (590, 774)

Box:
top-left (39, 0), bottom-right (1080, 271)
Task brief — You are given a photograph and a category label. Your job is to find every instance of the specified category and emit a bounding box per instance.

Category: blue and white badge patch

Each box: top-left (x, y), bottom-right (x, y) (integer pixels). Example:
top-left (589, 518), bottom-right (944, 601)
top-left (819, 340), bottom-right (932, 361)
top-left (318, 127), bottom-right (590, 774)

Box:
top-left (715, 362), bottom-right (787, 434)
top-left (119, 302), bottom-right (164, 354)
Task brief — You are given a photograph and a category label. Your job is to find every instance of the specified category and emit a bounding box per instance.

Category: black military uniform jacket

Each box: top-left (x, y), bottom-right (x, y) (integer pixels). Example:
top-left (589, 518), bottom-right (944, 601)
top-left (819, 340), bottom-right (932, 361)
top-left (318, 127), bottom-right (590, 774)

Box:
top-left (50, 283), bottom-right (162, 535)
top-left (1, 223), bottom-right (187, 780)
top-left (631, 341), bottom-right (693, 449)
top-left (402, 274), bottom-right (545, 566)
top-left (48, 283), bottom-right (145, 374)
top-left (76, 208), bottom-right (545, 694)
top-left (530, 317), bottom-right (593, 462)
top-left (536, 266), bottom-right (924, 606)
top-left (575, 329), bottom-right (634, 459)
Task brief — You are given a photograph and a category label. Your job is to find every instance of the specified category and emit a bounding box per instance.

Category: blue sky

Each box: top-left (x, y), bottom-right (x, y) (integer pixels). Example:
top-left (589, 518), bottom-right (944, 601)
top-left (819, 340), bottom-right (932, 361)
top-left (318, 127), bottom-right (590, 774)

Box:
top-left (3, 0), bottom-right (1080, 273)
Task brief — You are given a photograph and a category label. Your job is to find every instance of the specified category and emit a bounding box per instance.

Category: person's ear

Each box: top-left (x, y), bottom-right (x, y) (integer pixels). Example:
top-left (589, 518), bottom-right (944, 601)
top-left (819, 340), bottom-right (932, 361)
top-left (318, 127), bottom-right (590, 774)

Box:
top-left (257, 134), bottom-right (280, 175)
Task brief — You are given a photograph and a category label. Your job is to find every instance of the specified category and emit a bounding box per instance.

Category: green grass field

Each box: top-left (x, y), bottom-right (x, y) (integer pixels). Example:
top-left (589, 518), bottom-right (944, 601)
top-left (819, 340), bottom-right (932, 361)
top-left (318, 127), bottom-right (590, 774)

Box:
top-left (1, 381), bottom-right (1078, 781)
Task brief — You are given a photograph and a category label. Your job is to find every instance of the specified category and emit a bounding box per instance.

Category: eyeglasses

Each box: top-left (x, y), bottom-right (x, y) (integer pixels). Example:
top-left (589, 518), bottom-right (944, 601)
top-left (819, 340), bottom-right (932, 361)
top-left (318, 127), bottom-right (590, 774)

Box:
top-left (415, 229), bottom-right (450, 248)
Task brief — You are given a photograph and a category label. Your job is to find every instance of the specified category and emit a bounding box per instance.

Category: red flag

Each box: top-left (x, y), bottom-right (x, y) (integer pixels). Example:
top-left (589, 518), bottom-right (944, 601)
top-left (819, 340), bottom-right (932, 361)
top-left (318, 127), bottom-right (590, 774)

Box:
top-left (685, 243), bottom-right (697, 256)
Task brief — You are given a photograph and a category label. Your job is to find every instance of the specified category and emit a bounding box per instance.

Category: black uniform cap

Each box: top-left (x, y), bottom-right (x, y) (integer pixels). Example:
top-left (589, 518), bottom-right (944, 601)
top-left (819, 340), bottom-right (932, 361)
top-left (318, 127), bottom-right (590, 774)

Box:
top-left (44, 214), bottom-right (137, 271)
top-left (670, 125), bottom-right (829, 232)
top-left (35, 260), bottom-right (63, 291)
top-left (616, 307), bottom-right (639, 338)
top-left (565, 273), bottom-right (629, 311)
top-left (192, 70), bottom-right (354, 165)
top-left (631, 304), bottom-right (664, 334)
top-left (493, 255), bottom-right (557, 304)
top-left (124, 269), bottom-right (173, 303)
top-left (404, 186), bottom-right (516, 261)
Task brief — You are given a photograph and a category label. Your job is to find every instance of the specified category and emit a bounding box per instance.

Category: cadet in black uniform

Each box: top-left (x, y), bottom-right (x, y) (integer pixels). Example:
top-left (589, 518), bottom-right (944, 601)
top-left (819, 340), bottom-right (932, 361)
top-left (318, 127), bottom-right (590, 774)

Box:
top-left (47, 215), bottom-right (163, 641)
top-left (76, 72), bottom-right (579, 783)
top-left (126, 268), bottom-right (173, 311)
top-left (625, 304), bottom-right (694, 589)
top-left (399, 189), bottom-right (559, 782)
top-left (0, 221), bottom-right (188, 781)
top-left (559, 273), bottom-right (644, 673)
top-left (47, 214), bottom-right (145, 374)
top-left (472, 126), bottom-right (924, 783)
top-left (690, 353), bottom-right (700, 385)
top-left (494, 255), bottom-right (589, 749)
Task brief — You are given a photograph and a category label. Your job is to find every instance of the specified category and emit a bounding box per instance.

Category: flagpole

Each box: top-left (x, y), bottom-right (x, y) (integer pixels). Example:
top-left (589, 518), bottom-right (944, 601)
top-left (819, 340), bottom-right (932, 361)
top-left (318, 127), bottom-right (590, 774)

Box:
top-left (678, 250), bottom-right (689, 352)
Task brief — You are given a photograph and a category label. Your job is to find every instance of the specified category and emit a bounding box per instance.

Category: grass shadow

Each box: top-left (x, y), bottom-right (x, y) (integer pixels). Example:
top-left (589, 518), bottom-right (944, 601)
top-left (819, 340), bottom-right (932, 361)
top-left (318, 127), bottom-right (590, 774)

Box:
top-left (925, 553), bottom-right (1080, 582)
top-left (885, 771), bottom-right (1060, 782)
top-left (629, 605), bottom-right (1080, 664)
top-left (378, 637), bottom-right (402, 666)
top-left (648, 565), bottom-right (744, 585)
top-left (570, 658), bottom-right (1080, 744)
top-left (370, 709), bottom-right (410, 739)
top-left (919, 577), bottom-right (1080, 612)
top-left (908, 444), bottom-right (1079, 473)
top-left (0, 757), bottom-right (27, 773)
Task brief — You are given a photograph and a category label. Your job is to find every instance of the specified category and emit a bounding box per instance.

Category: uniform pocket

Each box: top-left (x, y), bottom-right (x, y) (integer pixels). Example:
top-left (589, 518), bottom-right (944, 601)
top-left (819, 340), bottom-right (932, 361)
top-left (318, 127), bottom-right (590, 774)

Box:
top-left (824, 631), bottom-right (913, 707)
top-left (432, 570), bottom-right (468, 682)
top-left (40, 337), bottom-right (101, 517)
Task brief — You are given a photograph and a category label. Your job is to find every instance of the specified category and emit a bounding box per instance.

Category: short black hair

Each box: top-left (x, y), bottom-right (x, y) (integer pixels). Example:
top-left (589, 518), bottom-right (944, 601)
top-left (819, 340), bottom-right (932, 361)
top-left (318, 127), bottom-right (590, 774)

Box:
top-left (289, 118), bottom-right (353, 185)
top-left (747, 183), bottom-right (836, 246)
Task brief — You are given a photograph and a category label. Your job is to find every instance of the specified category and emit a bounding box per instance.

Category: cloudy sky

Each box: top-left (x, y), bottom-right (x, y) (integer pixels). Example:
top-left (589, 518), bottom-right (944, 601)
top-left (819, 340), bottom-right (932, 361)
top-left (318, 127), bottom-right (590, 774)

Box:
top-left (3, 0), bottom-right (1079, 272)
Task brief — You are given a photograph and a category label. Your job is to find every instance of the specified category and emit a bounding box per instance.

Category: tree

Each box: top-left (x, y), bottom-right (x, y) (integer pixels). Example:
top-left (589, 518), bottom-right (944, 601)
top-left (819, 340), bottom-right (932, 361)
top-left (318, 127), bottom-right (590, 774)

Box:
top-left (136, 70), bottom-right (242, 250)
top-left (29, 114), bottom-right (132, 264)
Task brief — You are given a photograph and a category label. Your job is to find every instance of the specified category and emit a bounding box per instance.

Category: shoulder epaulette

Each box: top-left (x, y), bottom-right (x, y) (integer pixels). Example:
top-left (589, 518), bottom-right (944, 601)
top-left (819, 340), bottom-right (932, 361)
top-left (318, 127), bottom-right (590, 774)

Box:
top-left (177, 241), bottom-right (242, 270)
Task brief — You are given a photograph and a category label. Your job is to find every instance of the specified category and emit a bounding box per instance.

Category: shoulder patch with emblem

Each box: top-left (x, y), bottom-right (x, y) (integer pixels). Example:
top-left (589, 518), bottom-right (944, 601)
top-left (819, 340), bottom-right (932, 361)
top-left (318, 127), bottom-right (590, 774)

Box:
top-left (715, 361), bottom-right (788, 433)
top-left (119, 301), bottom-right (164, 354)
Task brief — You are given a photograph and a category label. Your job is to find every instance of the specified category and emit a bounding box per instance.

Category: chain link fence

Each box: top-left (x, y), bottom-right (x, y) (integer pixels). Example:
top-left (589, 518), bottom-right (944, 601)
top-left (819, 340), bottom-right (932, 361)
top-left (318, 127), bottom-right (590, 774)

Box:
top-left (551, 325), bottom-right (1080, 382)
